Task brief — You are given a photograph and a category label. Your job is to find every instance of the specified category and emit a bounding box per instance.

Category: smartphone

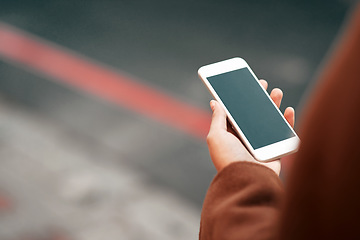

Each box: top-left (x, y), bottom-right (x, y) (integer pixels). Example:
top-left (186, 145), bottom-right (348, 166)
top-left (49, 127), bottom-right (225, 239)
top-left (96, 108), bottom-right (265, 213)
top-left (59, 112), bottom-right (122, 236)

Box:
top-left (198, 57), bottom-right (299, 162)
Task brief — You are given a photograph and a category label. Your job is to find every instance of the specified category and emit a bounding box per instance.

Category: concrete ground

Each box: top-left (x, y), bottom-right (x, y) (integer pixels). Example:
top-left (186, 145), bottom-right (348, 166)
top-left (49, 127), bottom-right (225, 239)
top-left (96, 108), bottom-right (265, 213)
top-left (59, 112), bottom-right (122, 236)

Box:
top-left (0, 0), bottom-right (353, 239)
top-left (0, 95), bottom-right (200, 240)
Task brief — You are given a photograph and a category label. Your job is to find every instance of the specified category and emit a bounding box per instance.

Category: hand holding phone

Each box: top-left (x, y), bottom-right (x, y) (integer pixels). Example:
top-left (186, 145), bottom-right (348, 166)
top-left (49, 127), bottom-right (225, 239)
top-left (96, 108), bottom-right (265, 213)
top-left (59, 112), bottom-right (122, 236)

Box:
top-left (198, 58), bottom-right (300, 164)
top-left (207, 92), bottom-right (294, 175)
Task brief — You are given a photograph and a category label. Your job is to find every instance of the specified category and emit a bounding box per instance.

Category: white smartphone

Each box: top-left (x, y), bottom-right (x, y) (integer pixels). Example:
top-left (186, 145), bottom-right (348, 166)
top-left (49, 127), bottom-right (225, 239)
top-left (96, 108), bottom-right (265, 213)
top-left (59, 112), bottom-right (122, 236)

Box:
top-left (198, 57), bottom-right (300, 162)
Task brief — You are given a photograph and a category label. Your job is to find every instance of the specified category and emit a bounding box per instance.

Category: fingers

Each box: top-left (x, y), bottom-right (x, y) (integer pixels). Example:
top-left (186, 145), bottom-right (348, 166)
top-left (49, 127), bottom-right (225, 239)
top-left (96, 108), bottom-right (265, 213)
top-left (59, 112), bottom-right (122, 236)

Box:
top-left (259, 79), bottom-right (268, 90)
top-left (284, 107), bottom-right (295, 128)
top-left (209, 100), bottom-right (227, 132)
top-left (270, 88), bottom-right (283, 108)
top-left (260, 79), bottom-right (283, 109)
top-left (266, 85), bottom-right (294, 127)
top-left (261, 79), bottom-right (294, 128)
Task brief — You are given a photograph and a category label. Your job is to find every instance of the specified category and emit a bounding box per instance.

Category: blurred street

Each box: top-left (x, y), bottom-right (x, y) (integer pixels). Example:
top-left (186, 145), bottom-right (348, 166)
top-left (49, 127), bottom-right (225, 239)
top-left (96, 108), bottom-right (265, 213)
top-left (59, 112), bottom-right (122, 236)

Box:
top-left (0, 0), bottom-right (353, 239)
top-left (0, 95), bottom-right (200, 239)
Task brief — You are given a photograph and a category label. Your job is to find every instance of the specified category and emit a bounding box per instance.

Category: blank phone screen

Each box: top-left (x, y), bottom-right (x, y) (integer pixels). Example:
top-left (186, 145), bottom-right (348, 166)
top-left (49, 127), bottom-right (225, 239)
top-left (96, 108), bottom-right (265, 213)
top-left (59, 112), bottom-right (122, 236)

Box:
top-left (208, 68), bottom-right (295, 149)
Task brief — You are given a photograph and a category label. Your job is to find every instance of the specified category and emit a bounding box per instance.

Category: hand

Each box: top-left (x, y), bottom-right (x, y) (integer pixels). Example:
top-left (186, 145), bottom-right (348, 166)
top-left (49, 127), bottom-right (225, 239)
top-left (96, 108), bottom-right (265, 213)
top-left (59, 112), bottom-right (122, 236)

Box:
top-left (206, 80), bottom-right (295, 176)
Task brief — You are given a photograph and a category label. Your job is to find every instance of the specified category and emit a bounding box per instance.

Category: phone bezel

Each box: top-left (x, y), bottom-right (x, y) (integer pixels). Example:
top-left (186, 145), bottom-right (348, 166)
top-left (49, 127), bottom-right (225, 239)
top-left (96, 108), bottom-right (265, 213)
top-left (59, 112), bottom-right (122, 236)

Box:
top-left (198, 57), bottom-right (300, 162)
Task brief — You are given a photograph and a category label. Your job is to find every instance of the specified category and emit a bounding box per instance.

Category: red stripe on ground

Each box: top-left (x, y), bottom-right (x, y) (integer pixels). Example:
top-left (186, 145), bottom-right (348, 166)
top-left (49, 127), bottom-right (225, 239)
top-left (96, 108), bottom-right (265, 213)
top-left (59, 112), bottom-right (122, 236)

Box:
top-left (0, 23), bottom-right (211, 139)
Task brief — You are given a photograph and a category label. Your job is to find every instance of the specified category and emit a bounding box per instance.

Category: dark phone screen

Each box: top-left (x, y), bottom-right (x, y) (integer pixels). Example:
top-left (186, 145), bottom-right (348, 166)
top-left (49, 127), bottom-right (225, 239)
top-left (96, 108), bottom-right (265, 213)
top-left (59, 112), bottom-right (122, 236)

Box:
top-left (208, 68), bottom-right (295, 149)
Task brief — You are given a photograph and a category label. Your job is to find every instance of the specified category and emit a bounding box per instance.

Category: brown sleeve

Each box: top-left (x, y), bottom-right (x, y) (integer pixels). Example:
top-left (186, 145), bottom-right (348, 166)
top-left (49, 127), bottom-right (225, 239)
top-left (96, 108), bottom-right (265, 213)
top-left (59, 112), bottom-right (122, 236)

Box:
top-left (278, 4), bottom-right (360, 240)
top-left (199, 162), bottom-right (284, 240)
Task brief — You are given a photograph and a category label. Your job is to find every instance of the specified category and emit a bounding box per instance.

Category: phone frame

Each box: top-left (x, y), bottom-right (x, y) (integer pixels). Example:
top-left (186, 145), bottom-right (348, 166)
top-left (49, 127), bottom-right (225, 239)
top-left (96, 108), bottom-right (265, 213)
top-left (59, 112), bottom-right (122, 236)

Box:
top-left (198, 57), bottom-right (300, 162)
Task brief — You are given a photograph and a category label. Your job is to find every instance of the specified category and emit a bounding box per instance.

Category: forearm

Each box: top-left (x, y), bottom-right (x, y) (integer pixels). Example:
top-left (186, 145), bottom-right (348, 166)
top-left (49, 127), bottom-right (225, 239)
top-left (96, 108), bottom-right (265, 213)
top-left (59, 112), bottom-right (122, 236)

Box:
top-left (199, 162), bottom-right (284, 240)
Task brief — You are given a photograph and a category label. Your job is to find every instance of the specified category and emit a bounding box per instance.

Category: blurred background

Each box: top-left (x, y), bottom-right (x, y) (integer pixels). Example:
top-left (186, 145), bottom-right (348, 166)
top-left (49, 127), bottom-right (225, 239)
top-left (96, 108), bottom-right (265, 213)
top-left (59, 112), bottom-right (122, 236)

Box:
top-left (0, 0), bottom-right (355, 239)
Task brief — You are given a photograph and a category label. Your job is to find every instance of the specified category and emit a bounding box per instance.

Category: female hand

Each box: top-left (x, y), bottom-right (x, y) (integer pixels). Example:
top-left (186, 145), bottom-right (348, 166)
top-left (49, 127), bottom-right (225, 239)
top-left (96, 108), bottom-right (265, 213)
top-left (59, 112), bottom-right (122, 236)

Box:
top-left (206, 80), bottom-right (295, 176)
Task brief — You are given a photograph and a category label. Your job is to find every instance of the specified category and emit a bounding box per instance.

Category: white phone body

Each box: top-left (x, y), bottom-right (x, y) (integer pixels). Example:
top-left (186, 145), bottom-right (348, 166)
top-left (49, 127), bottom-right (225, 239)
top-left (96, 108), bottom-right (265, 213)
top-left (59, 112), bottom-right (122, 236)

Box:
top-left (198, 57), bottom-right (300, 162)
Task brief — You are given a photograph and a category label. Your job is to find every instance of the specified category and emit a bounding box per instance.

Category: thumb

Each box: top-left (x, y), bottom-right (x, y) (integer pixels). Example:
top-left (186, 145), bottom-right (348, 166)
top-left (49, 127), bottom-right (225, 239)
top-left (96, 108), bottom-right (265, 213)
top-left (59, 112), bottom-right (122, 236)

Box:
top-left (209, 100), bottom-right (227, 132)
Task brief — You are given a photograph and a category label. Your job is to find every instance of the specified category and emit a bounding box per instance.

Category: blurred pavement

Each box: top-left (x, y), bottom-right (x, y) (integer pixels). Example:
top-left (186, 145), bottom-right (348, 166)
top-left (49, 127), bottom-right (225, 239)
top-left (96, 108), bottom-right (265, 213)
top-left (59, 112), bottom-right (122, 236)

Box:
top-left (0, 95), bottom-right (200, 239)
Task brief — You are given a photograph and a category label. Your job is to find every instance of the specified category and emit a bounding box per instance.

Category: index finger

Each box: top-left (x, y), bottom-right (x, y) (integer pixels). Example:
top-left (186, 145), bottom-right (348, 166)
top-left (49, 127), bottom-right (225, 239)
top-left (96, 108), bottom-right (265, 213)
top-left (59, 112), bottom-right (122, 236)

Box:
top-left (259, 79), bottom-right (268, 90)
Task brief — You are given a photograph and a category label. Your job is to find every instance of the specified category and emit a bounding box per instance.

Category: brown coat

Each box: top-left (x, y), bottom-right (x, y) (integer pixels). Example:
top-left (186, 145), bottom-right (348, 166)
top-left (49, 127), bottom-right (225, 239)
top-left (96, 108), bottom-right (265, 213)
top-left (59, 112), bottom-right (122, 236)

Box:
top-left (200, 4), bottom-right (360, 240)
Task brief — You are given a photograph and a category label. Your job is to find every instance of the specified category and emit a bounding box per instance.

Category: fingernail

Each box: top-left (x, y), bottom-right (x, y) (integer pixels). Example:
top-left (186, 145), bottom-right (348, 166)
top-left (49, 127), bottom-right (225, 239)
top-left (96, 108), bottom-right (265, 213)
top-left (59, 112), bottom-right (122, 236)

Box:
top-left (210, 100), bottom-right (215, 111)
